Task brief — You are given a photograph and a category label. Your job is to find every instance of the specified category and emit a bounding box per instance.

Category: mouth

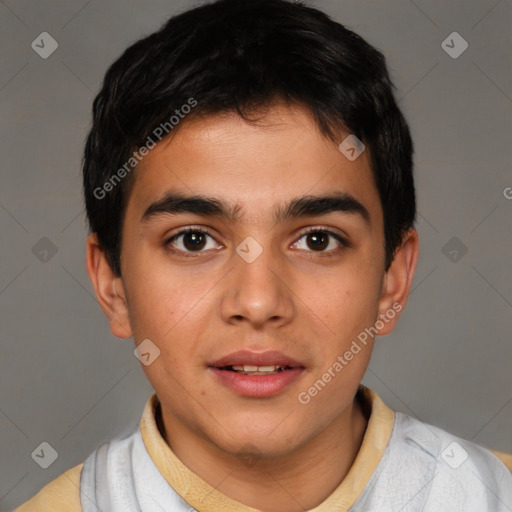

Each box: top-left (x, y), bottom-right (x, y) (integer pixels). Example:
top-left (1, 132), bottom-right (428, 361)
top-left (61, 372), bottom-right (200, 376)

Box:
top-left (208, 350), bottom-right (305, 398)
top-left (217, 364), bottom-right (293, 376)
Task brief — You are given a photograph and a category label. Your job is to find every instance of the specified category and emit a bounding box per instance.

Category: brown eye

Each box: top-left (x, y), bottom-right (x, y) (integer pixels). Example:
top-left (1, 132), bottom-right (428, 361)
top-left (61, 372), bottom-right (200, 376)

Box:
top-left (293, 229), bottom-right (347, 254)
top-left (305, 232), bottom-right (330, 251)
top-left (166, 228), bottom-right (218, 254)
top-left (182, 231), bottom-right (207, 251)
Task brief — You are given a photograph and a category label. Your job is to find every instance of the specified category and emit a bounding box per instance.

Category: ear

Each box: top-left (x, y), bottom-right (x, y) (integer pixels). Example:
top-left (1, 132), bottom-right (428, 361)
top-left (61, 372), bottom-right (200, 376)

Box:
top-left (85, 233), bottom-right (132, 339)
top-left (376, 228), bottom-right (419, 336)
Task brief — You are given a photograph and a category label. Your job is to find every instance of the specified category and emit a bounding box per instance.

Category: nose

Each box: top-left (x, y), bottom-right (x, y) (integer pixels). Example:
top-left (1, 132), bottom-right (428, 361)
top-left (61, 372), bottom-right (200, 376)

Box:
top-left (219, 236), bottom-right (295, 329)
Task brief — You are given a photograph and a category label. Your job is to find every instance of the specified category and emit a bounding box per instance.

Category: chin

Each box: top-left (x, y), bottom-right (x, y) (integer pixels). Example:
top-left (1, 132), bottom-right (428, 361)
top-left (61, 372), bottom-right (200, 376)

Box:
top-left (210, 422), bottom-right (308, 461)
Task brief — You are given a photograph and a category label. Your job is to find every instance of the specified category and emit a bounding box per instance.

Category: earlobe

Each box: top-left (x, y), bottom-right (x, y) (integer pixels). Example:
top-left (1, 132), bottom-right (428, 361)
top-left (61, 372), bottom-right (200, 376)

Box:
top-left (376, 228), bottom-right (419, 336)
top-left (85, 233), bottom-right (133, 339)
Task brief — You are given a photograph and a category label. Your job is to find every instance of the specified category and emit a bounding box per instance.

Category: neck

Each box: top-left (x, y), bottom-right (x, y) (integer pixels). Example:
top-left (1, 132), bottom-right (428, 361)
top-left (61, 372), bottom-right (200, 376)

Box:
top-left (158, 392), bottom-right (369, 512)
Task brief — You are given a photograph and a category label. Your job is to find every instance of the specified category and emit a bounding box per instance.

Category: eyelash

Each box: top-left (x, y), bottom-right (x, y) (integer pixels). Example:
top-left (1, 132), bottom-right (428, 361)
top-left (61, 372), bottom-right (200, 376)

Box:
top-left (164, 226), bottom-right (349, 258)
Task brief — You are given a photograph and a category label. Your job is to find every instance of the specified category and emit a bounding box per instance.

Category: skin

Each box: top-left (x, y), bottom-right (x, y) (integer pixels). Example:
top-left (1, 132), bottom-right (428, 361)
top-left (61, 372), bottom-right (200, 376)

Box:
top-left (86, 103), bottom-right (418, 511)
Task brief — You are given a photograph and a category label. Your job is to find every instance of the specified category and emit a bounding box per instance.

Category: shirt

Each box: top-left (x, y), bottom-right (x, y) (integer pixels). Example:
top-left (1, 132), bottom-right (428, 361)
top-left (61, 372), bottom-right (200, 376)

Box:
top-left (14, 386), bottom-right (512, 511)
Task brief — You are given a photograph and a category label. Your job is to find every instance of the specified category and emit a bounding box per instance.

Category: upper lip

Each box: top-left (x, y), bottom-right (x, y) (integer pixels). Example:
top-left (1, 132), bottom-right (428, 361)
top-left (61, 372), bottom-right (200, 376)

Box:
top-left (209, 350), bottom-right (304, 368)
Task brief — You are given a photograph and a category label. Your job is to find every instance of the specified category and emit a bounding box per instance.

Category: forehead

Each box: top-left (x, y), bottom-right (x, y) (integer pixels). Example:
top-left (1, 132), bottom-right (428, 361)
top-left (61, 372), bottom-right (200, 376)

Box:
top-left (125, 104), bottom-right (382, 224)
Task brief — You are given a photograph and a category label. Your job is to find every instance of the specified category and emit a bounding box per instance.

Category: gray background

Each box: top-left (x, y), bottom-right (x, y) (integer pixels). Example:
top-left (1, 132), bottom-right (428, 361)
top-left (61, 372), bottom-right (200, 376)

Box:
top-left (1, 0), bottom-right (511, 509)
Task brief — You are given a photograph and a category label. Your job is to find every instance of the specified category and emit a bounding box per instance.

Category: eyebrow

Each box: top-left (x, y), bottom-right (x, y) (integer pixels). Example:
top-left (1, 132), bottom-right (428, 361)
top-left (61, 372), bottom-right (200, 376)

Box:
top-left (141, 191), bottom-right (370, 225)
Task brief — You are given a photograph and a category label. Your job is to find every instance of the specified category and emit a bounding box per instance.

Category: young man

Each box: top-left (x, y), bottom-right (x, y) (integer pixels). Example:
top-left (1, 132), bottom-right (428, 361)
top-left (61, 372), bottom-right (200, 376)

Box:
top-left (16, 0), bottom-right (512, 510)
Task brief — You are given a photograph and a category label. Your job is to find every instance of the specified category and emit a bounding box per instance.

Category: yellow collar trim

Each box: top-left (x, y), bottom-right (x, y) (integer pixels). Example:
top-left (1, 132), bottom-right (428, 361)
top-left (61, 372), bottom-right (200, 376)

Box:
top-left (140, 385), bottom-right (394, 511)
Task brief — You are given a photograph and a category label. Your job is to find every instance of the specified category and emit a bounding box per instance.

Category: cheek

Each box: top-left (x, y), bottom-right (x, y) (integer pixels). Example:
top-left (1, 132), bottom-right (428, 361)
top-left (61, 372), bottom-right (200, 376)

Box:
top-left (121, 252), bottom-right (191, 341)
top-left (307, 264), bottom-right (382, 341)
top-left (123, 257), bottom-right (217, 367)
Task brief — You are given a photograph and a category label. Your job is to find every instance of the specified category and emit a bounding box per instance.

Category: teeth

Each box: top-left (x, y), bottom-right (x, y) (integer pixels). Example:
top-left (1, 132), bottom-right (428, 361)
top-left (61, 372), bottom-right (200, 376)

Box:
top-left (230, 364), bottom-right (286, 373)
top-left (257, 365), bottom-right (277, 372)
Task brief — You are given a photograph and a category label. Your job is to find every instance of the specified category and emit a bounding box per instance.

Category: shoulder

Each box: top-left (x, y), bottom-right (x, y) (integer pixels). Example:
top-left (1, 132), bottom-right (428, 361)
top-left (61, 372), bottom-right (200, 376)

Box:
top-left (393, 412), bottom-right (512, 476)
top-left (390, 412), bottom-right (512, 509)
top-left (489, 449), bottom-right (512, 472)
top-left (13, 427), bottom-right (143, 512)
top-left (13, 463), bottom-right (83, 512)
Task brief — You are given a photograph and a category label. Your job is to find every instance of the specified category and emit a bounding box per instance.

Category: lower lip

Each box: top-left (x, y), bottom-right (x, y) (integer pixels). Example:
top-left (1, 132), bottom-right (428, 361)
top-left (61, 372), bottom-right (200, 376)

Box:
top-left (209, 367), bottom-right (304, 398)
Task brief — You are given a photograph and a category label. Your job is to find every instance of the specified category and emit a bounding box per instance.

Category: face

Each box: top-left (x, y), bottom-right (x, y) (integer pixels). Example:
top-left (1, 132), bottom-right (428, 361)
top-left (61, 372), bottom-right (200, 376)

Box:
top-left (88, 103), bottom-right (417, 459)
